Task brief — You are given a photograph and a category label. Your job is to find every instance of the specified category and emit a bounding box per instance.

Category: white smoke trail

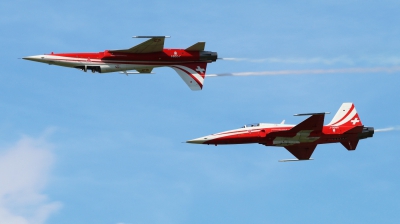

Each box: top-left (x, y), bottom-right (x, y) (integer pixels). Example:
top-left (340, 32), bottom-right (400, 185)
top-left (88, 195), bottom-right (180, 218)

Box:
top-left (219, 56), bottom-right (400, 65)
top-left (375, 126), bottom-right (400, 132)
top-left (206, 66), bottom-right (400, 78)
top-left (219, 57), bottom-right (354, 64)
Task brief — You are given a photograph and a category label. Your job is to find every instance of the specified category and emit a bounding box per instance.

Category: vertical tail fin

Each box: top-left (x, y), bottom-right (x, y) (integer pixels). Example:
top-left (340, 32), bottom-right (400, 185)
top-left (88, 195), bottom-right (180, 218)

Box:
top-left (170, 63), bottom-right (208, 91)
top-left (327, 103), bottom-right (363, 127)
top-left (329, 103), bottom-right (365, 151)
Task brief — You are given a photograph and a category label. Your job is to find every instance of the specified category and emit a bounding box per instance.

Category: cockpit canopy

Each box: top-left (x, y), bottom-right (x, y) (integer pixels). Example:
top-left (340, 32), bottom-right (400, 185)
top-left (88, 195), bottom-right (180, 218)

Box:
top-left (241, 122), bottom-right (289, 128)
top-left (241, 123), bottom-right (260, 128)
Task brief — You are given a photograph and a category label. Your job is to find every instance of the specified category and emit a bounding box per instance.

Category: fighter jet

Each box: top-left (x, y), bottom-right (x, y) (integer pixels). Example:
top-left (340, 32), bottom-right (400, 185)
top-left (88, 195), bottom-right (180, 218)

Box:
top-left (187, 103), bottom-right (374, 161)
top-left (23, 36), bottom-right (217, 90)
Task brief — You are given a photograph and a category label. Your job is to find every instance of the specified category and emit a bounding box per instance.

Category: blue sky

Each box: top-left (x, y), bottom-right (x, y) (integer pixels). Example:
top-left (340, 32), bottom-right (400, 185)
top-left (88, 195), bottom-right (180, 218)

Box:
top-left (1, 0), bottom-right (400, 223)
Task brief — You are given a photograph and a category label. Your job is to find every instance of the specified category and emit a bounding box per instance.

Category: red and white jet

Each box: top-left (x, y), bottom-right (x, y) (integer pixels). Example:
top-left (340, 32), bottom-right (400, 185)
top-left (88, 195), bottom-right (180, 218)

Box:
top-left (23, 36), bottom-right (217, 90)
top-left (187, 103), bottom-right (374, 161)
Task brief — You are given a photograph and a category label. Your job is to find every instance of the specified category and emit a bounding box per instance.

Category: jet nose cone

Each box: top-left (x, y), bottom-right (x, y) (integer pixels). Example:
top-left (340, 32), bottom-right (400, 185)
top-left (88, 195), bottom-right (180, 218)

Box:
top-left (186, 136), bottom-right (210, 144)
top-left (22, 55), bottom-right (35, 60)
top-left (22, 55), bottom-right (46, 62)
top-left (186, 139), bottom-right (202, 144)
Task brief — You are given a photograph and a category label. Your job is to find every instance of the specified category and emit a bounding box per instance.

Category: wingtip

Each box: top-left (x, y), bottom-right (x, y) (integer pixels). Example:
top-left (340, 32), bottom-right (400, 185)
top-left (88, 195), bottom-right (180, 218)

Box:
top-left (132, 36), bottom-right (171, 38)
top-left (294, 112), bottom-right (330, 116)
top-left (278, 158), bottom-right (314, 162)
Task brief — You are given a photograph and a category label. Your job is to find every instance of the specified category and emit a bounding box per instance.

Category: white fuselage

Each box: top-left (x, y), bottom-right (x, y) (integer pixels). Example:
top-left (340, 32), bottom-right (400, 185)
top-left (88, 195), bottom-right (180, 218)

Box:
top-left (23, 55), bottom-right (162, 73)
top-left (187, 123), bottom-right (295, 144)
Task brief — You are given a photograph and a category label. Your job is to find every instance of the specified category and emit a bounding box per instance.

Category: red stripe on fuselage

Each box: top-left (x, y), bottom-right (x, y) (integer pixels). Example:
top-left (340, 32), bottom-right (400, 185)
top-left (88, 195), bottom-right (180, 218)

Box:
top-left (203, 125), bottom-right (363, 146)
top-left (52, 49), bottom-right (201, 62)
top-left (50, 58), bottom-right (203, 66)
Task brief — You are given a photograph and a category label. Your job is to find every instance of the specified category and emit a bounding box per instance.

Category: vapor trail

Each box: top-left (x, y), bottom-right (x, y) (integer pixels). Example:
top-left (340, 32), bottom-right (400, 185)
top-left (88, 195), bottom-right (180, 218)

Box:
top-left (218, 56), bottom-right (400, 65)
top-left (218, 57), bottom-right (353, 64)
top-left (206, 66), bottom-right (400, 77)
top-left (375, 126), bottom-right (400, 132)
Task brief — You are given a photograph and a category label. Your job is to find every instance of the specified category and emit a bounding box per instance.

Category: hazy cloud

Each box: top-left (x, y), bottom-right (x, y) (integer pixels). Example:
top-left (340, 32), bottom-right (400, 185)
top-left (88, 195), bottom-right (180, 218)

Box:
top-left (0, 134), bottom-right (61, 224)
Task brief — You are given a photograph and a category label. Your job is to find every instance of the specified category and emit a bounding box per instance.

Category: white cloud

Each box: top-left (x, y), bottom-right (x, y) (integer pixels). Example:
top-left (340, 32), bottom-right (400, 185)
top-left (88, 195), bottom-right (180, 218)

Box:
top-left (0, 134), bottom-right (61, 224)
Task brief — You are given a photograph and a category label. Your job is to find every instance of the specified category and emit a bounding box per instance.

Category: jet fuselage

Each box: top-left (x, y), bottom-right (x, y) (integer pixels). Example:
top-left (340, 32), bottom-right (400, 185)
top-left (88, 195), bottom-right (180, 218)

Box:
top-left (187, 123), bottom-right (374, 147)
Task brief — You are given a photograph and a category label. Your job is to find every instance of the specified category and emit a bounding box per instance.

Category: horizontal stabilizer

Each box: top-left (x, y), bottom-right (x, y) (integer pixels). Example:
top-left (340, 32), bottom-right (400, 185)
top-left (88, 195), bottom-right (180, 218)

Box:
top-left (186, 42), bottom-right (205, 51)
top-left (341, 139), bottom-right (359, 150)
top-left (279, 158), bottom-right (314, 162)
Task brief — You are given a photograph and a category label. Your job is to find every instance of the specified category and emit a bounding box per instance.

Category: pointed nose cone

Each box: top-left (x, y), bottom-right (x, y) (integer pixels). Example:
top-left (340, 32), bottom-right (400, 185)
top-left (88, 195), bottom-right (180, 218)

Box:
top-left (186, 136), bottom-right (211, 144)
top-left (22, 56), bottom-right (36, 61)
top-left (22, 55), bottom-right (46, 62)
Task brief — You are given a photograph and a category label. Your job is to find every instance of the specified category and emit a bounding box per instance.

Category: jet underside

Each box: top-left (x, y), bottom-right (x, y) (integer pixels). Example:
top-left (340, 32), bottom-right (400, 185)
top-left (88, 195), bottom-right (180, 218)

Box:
top-left (23, 36), bottom-right (218, 91)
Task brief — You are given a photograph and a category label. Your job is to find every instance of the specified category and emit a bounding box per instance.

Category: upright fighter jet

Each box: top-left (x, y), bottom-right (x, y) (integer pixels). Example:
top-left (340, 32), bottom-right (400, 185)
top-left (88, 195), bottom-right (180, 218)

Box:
top-left (187, 103), bottom-right (374, 161)
top-left (23, 36), bottom-right (218, 90)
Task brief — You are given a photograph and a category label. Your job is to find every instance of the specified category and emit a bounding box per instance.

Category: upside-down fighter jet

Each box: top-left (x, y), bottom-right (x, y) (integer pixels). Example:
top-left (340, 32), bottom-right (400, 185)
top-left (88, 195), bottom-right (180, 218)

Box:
top-left (187, 103), bottom-right (374, 161)
top-left (23, 36), bottom-right (218, 90)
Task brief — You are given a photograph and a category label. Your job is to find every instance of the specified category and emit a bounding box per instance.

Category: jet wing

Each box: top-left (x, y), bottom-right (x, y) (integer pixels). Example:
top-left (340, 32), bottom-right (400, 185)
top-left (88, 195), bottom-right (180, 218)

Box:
top-left (265, 113), bottom-right (324, 160)
top-left (290, 113), bottom-right (326, 133)
top-left (110, 36), bottom-right (167, 53)
top-left (263, 113), bottom-right (327, 140)
top-left (284, 144), bottom-right (317, 160)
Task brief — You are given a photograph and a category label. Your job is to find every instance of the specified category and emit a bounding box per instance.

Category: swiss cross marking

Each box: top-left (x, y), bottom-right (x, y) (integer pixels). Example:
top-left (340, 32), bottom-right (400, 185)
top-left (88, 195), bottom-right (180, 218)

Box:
top-left (196, 66), bottom-right (205, 74)
top-left (351, 117), bottom-right (360, 125)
